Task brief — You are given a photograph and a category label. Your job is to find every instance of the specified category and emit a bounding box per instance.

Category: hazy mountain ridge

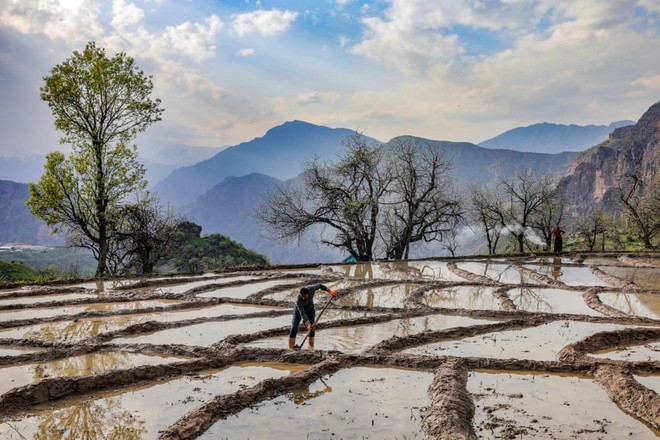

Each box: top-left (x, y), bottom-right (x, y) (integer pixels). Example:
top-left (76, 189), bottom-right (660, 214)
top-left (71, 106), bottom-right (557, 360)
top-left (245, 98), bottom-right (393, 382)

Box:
top-left (0, 180), bottom-right (62, 245)
top-left (183, 173), bottom-right (343, 264)
top-left (154, 120), bottom-right (363, 207)
top-left (480, 121), bottom-right (634, 153)
top-left (558, 101), bottom-right (660, 215)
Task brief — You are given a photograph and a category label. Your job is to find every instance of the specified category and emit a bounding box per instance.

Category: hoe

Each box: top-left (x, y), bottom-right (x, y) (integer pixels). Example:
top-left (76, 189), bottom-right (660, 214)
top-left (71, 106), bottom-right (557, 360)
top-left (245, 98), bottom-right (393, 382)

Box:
top-left (295, 295), bottom-right (334, 350)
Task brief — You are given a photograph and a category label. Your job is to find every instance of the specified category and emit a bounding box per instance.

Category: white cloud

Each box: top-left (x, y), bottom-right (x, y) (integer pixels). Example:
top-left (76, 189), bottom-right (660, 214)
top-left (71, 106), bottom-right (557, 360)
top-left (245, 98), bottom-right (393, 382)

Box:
top-left (237, 48), bottom-right (256, 57)
top-left (0, 0), bottom-right (103, 43)
top-left (232, 9), bottom-right (298, 37)
top-left (639, 0), bottom-right (660, 15)
top-left (111, 0), bottom-right (144, 30)
top-left (631, 73), bottom-right (660, 90)
top-left (106, 14), bottom-right (224, 63)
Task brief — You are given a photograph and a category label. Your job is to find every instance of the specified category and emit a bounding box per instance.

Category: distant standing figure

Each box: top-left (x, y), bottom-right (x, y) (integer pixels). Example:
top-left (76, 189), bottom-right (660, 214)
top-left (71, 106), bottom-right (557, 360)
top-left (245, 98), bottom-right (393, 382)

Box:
top-left (552, 227), bottom-right (565, 253)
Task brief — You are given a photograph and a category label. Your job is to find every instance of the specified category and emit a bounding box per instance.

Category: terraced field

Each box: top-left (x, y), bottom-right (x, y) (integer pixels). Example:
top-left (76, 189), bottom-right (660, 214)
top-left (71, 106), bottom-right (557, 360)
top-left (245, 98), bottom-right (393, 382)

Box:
top-left (0, 253), bottom-right (658, 439)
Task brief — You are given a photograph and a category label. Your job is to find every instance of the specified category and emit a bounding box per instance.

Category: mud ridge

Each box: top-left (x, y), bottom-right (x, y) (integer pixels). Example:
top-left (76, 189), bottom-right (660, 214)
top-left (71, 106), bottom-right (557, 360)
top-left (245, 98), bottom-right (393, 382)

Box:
top-left (559, 327), bottom-right (660, 362)
top-left (594, 365), bottom-right (660, 430)
top-left (159, 358), bottom-right (344, 440)
top-left (582, 288), bottom-right (630, 318)
top-left (422, 358), bottom-right (475, 439)
top-left (590, 266), bottom-right (640, 290)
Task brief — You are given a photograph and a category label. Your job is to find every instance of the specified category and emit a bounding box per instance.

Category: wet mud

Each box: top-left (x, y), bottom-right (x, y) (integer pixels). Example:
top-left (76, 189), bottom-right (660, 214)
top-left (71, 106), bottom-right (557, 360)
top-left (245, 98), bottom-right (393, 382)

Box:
top-left (0, 253), bottom-right (658, 439)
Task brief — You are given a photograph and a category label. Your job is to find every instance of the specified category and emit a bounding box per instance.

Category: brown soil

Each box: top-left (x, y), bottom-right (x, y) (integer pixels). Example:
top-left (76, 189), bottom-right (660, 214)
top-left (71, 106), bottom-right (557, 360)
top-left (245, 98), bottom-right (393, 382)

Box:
top-left (0, 252), bottom-right (659, 439)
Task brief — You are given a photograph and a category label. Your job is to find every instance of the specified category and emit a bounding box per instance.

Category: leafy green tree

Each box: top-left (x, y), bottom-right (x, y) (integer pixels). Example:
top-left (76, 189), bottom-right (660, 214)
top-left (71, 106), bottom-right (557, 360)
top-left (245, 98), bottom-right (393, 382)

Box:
top-left (27, 42), bottom-right (164, 276)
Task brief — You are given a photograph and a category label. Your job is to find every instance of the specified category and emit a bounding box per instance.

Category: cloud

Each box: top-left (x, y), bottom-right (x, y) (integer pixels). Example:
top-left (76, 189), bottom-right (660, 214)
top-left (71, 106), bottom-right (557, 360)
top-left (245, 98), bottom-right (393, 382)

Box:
top-left (232, 9), bottom-right (299, 37)
top-left (237, 48), bottom-right (256, 57)
top-left (0, 0), bottom-right (103, 43)
top-left (111, 0), bottom-right (144, 30)
top-left (105, 14), bottom-right (224, 63)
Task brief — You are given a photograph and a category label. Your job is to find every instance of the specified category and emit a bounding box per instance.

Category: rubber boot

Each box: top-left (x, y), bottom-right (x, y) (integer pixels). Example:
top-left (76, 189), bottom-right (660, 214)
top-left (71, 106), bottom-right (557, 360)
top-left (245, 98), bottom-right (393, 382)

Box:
top-left (308, 337), bottom-right (315, 350)
top-left (289, 337), bottom-right (296, 349)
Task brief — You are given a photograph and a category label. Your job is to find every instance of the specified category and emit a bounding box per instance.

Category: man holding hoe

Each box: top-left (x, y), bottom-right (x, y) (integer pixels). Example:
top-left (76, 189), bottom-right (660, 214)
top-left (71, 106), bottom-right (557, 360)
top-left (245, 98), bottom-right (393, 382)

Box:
top-left (289, 284), bottom-right (337, 349)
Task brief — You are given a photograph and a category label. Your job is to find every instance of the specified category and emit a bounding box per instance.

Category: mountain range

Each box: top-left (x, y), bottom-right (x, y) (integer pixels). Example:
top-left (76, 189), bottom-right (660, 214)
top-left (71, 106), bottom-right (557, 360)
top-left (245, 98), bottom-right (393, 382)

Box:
top-left (479, 121), bottom-right (633, 153)
top-left (2, 108), bottom-right (655, 264)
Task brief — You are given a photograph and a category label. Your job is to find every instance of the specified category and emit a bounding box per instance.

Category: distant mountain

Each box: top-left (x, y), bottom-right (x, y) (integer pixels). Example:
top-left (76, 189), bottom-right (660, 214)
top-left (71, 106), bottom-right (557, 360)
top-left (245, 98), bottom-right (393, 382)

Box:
top-left (183, 136), bottom-right (578, 263)
top-left (387, 136), bottom-right (577, 187)
top-left (183, 173), bottom-right (343, 264)
top-left (479, 121), bottom-right (633, 154)
top-left (0, 180), bottom-right (62, 245)
top-left (154, 120), bottom-right (364, 208)
top-left (558, 101), bottom-right (660, 215)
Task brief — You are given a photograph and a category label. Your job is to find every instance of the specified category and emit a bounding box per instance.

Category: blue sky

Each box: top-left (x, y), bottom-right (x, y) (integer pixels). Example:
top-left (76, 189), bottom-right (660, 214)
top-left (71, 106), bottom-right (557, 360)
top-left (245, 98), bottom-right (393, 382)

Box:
top-left (1, 0), bottom-right (659, 159)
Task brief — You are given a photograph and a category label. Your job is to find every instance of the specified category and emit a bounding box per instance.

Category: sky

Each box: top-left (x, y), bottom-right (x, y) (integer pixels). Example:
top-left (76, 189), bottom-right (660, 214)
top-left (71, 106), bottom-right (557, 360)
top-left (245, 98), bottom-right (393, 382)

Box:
top-left (1, 0), bottom-right (659, 159)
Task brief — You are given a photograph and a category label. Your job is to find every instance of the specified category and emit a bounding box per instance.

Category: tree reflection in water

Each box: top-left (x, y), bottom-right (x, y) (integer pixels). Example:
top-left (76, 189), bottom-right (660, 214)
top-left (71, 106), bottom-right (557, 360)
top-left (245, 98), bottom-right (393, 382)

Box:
top-left (33, 397), bottom-right (145, 439)
top-left (32, 352), bottom-right (134, 382)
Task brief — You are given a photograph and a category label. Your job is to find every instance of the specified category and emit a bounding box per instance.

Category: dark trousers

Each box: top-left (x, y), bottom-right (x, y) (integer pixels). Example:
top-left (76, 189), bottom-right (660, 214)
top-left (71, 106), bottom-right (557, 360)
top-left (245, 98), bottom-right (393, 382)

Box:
top-left (289, 306), bottom-right (315, 338)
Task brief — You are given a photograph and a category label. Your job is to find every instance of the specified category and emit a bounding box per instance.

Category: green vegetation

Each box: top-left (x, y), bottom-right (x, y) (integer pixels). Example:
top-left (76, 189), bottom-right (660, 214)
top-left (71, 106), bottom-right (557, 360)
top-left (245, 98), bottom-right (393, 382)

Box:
top-left (166, 222), bottom-right (269, 272)
top-left (28, 41), bottom-right (163, 276)
top-left (0, 260), bottom-right (41, 283)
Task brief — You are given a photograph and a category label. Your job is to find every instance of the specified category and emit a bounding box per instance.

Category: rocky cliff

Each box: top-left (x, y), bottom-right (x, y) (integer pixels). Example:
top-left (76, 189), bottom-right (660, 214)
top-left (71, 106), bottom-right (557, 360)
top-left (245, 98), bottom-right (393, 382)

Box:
top-left (558, 101), bottom-right (660, 215)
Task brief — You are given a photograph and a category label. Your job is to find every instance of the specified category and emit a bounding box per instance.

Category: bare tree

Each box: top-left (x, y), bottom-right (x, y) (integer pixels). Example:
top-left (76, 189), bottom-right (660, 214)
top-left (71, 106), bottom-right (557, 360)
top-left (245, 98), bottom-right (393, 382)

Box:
top-left (112, 194), bottom-right (185, 274)
top-left (618, 173), bottom-right (660, 249)
top-left (467, 183), bottom-right (508, 254)
top-left (530, 187), bottom-right (565, 251)
top-left (380, 138), bottom-right (462, 260)
top-left (257, 134), bottom-right (389, 261)
top-left (499, 172), bottom-right (557, 253)
top-left (574, 209), bottom-right (609, 251)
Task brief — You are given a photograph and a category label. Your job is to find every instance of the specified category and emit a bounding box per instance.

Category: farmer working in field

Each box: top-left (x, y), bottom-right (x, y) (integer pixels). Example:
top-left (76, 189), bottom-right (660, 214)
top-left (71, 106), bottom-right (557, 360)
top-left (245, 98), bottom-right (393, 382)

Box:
top-left (289, 284), bottom-right (337, 349)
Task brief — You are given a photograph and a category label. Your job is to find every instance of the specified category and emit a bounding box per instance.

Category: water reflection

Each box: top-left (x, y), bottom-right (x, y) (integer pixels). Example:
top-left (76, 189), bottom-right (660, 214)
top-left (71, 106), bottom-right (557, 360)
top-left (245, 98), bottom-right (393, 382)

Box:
top-left (598, 292), bottom-right (660, 319)
top-left (290, 377), bottom-right (333, 405)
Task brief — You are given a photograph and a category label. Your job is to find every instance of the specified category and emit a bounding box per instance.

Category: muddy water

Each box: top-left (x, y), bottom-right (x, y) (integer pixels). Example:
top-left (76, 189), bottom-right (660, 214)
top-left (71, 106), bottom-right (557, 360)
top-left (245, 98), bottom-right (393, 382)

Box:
top-left (591, 342), bottom-right (660, 362)
top-left (159, 276), bottom-right (258, 294)
top-left (469, 371), bottom-right (655, 439)
top-left (404, 321), bottom-right (627, 361)
top-left (196, 278), bottom-right (297, 299)
top-left (248, 314), bottom-right (496, 352)
top-left (635, 374), bottom-right (660, 394)
top-left (526, 265), bottom-right (612, 287)
top-left (0, 363), bottom-right (302, 440)
top-left (114, 315), bottom-right (293, 346)
top-left (599, 266), bottom-right (660, 290)
top-left (0, 346), bottom-right (41, 356)
top-left (0, 304), bottom-right (280, 342)
top-left (0, 292), bottom-right (98, 306)
top-left (508, 287), bottom-right (603, 316)
top-left (336, 283), bottom-right (422, 308)
top-left (457, 262), bottom-right (532, 284)
top-left (0, 352), bottom-right (190, 395)
top-left (598, 292), bottom-right (660, 319)
top-left (261, 280), bottom-right (365, 302)
top-left (420, 286), bottom-right (501, 310)
top-left (200, 366), bottom-right (432, 440)
top-left (0, 299), bottom-right (183, 322)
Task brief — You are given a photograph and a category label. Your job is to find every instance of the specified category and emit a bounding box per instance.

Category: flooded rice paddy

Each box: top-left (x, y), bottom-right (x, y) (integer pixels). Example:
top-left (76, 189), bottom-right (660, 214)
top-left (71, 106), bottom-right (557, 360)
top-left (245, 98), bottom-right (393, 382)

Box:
top-left (0, 252), bottom-right (658, 439)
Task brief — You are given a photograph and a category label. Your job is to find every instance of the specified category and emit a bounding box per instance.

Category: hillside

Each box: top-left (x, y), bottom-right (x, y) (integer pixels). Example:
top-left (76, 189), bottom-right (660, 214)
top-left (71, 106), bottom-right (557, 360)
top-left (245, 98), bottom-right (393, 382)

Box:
top-left (183, 173), bottom-right (343, 264)
top-left (0, 180), bottom-right (61, 245)
top-left (558, 101), bottom-right (660, 215)
top-left (154, 120), bottom-right (363, 207)
top-left (479, 121), bottom-right (633, 153)
top-left (387, 136), bottom-right (576, 187)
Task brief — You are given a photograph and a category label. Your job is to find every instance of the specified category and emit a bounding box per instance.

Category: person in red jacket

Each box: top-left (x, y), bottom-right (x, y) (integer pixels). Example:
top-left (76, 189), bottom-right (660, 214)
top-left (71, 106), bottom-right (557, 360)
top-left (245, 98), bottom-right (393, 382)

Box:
top-left (288, 284), bottom-right (337, 349)
top-left (552, 226), bottom-right (565, 253)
